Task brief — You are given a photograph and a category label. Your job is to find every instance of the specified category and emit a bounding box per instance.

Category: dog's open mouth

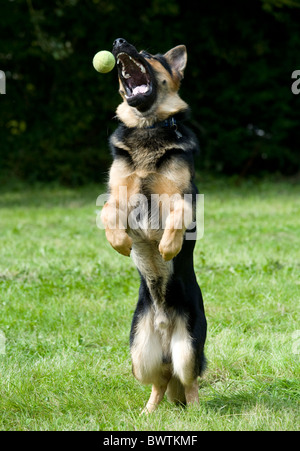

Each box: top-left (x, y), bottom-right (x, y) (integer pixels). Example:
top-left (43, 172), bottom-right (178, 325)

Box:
top-left (117, 52), bottom-right (152, 100)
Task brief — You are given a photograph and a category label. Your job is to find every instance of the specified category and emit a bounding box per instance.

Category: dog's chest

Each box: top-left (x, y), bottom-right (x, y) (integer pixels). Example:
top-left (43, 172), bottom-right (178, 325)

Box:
top-left (124, 133), bottom-right (169, 171)
top-left (110, 127), bottom-right (191, 201)
top-left (129, 146), bottom-right (166, 171)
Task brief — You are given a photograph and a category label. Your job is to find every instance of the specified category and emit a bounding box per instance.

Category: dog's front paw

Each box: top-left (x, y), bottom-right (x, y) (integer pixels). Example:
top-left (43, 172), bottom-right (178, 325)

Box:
top-left (159, 229), bottom-right (183, 261)
top-left (105, 229), bottom-right (132, 257)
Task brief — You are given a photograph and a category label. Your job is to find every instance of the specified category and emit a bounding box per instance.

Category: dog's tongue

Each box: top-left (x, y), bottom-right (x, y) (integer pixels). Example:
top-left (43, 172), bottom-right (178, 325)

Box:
top-left (132, 85), bottom-right (148, 96)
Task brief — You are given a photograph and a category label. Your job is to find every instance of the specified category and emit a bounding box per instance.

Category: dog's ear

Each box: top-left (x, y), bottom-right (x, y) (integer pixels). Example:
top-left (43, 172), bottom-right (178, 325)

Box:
top-left (164, 45), bottom-right (187, 80)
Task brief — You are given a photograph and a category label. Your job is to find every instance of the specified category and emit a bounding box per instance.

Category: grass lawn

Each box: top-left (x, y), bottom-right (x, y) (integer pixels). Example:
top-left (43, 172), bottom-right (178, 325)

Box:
top-left (0, 177), bottom-right (299, 431)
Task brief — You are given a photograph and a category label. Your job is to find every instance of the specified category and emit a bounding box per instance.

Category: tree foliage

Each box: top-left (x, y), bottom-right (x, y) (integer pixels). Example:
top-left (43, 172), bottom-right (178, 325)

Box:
top-left (0, 0), bottom-right (300, 184)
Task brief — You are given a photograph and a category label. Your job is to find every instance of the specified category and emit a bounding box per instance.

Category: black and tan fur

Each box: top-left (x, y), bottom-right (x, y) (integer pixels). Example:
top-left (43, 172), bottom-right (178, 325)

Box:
top-left (101, 38), bottom-right (207, 413)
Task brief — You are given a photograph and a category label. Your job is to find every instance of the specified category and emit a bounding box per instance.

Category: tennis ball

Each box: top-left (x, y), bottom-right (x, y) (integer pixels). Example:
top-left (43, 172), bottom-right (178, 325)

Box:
top-left (93, 51), bottom-right (115, 73)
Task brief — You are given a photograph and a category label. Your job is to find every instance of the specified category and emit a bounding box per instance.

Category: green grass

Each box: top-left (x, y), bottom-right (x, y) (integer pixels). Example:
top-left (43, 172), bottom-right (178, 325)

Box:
top-left (0, 178), bottom-right (299, 431)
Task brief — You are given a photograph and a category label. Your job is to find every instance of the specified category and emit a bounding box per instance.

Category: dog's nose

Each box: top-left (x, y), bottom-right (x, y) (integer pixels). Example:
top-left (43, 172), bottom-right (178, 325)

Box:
top-left (113, 38), bottom-right (127, 49)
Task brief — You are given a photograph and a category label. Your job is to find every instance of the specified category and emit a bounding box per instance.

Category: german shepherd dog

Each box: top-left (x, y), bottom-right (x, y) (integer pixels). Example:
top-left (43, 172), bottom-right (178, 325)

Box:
top-left (101, 38), bottom-right (207, 413)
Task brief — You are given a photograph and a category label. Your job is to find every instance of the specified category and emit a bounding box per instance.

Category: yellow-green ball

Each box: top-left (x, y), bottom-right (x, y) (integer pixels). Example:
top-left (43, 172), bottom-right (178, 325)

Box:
top-left (93, 51), bottom-right (115, 73)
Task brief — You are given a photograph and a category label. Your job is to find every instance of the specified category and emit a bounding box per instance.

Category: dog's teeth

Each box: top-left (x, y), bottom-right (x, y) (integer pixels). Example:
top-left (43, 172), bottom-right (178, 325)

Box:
top-left (128, 55), bottom-right (146, 73)
top-left (135, 61), bottom-right (146, 73)
top-left (122, 69), bottom-right (131, 79)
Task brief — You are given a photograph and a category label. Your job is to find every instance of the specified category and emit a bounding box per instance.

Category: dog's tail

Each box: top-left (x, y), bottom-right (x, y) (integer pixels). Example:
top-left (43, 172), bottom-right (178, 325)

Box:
top-left (166, 376), bottom-right (186, 405)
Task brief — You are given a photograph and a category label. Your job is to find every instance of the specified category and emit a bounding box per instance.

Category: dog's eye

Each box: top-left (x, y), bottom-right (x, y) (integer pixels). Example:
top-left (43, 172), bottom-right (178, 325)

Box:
top-left (162, 80), bottom-right (167, 85)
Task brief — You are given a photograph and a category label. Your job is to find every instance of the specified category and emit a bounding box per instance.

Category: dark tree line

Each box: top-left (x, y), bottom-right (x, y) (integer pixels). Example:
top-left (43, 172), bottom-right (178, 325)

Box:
top-left (0, 0), bottom-right (300, 184)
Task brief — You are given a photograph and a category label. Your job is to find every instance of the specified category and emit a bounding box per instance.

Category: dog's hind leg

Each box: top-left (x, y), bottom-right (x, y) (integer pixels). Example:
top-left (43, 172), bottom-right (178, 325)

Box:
top-left (170, 316), bottom-right (200, 406)
top-left (184, 379), bottom-right (199, 405)
top-left (166, 374), bottom-right (199, 407)
top-left (141, 378), bottom-right (170, 415)
top-left (166, 376), bottom-right (186, 405)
